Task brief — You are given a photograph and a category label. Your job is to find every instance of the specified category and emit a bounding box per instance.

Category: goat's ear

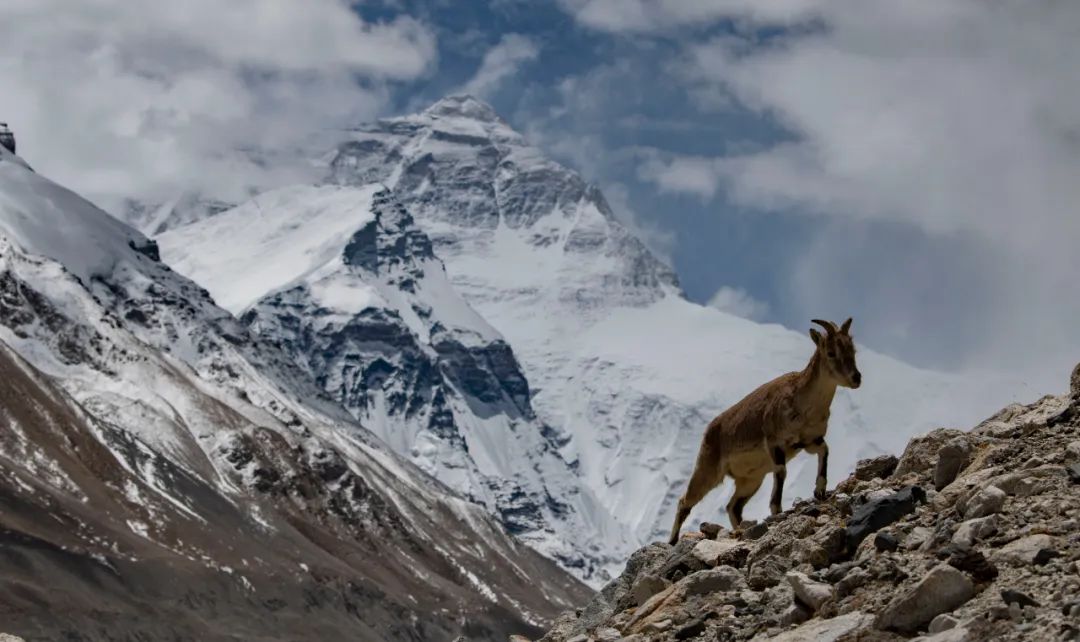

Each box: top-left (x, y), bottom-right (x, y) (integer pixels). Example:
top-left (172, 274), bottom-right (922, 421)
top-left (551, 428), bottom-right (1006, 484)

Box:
top-left (840, 317), bottom-right (853, 334)
top-left (809, 328), bottom-right (823, 346)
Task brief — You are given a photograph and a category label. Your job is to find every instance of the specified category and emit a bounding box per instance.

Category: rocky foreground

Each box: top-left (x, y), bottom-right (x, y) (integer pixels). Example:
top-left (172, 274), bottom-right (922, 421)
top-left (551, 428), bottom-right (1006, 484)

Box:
top-left (531, 365), bottom-right (1080, 642)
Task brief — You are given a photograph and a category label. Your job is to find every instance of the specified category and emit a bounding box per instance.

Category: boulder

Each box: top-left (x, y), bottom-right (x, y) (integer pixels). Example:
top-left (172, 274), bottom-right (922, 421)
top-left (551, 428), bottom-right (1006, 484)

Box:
top-left (836, 566), bottom-right (870, 597)
top-left (780, 603), bottom-right (812, 626)
top-left (683, 566), bottom-right (745, 597)
top-left (934, 438), bottom-right (973, 490)
top-left (951, 515), bottom-right (999, 547)
top-left (747, 555), bottom-right (789, 590)
top-left (1000, 589), bottom-right (1039, 608)
top-left (786, 571), bottom-right (834, 612)
top-left (876, 564), bottom-right (975, 633)
top-left (945, 546), bottom-right (998, 583)
top-left (700, 522), bottom-right (724, 539)
top-left (928, 613), bottom-right (959, 633)
top-left (855, 455), bottom-right (900, 481)
top-left (845, 486), bottom-right (926, 553)
top-left (896, 429), bottom-right (967, 477)
top-left (962, 485), bottom-right (1006, 519)
top-left (991, 534), bottom-right (1057, 565)
top-left (691, 538), bottom-right (748, 568)
top-left (874, 531), bottom-right (899, 552)
top-left (658, 539), bottom-right (709, 579)
top-left (630, 574), bottom-right (669, 607)
top-left (751, 612), bottom-right (872, 642)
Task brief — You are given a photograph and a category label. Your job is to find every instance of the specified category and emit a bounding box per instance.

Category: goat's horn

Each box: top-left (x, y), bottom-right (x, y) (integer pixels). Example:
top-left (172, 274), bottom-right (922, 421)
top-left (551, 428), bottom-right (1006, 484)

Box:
top-left (811, 319), bottom-right (838, 336)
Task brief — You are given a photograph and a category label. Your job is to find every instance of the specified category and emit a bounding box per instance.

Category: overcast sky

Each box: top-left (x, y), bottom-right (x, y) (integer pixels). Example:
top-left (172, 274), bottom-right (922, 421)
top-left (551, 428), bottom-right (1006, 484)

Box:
top-left (1, 0), bottom-right (1077, 388)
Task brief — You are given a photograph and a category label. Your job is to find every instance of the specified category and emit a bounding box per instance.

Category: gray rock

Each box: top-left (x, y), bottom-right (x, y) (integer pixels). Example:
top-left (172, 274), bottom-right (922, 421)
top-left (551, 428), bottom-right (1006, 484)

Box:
top-left (836, 566), bottom-right (870, 597)
top-left (594, 627), bottom-right (622, 642)
top-left (935, 438), bottom-right (973, 490)
top-left (630, 574), bottom-right (669, 607)
top-left (658, 539), bottom-right (709, 579)
top-left (751, 612), bottom-right (872, 641)
top-left (700, 521), bottom-right (723, 539)
top-left (691, 538), bottom-right (748, 568)
top-left (963, 485), bottom-right (1006, 519)
top-left (1066, 441), bottom-right (1080, 459)
top-left (912, 626), bottom-right (974, 642)
top-left (780, 603), bottom-right (812, 626)
top-left (904, 526), bottom-right (934, 550)
top-left (875, 564), bottom-right (975, 633)
top-left (951, 515), bottom-right (999, 547)
top-left (992, 534), bottom-right (1057, 565)
top-left (683, 566), bottom-right (745, 596)
top-left (566, 636), bottom-right (588, 642)
top-left (785, 571), bottom-right (833, 612)
top-left (928, 613), bottom-right (959, 633)
top-left (742, 520), bottom-right (769, 540)
top-left (854, 455), bottom-right (900, 481)
top-left (748, 555), bottom-right (789, 590)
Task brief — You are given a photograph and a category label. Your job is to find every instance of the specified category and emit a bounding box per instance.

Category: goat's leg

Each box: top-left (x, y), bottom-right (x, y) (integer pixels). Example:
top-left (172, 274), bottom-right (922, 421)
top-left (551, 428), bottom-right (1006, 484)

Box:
top-left (805, 436), bottom-right (829, 500)
top-left (669, 459), bottom-right (722, 545)
top-left (726, 475), bottom-right (764, 529)
top-left (768, 444), bottom-right (787, 515)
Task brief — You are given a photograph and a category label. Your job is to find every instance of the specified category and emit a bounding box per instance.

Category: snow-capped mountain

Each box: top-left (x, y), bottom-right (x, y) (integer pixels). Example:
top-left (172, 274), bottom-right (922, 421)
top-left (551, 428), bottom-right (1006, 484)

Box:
top-left (0, 143), bottom-right (589, 639)
top-left (316, 95), bottom-right (1032, 546)
top-left (156, 182), bottom-right (631, 581)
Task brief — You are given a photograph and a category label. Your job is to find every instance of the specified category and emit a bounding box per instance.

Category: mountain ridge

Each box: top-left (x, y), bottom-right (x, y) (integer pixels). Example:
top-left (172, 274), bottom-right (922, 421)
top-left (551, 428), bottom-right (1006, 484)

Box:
top-left (0, 142), bottom-right (589, 639)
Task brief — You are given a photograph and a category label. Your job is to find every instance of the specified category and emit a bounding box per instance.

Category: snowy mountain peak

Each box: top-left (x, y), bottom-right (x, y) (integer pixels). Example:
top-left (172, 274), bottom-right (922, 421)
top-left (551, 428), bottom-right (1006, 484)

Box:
top-left (157, 181), bottom-right (630, 583)
top-left (421, 94), bottom-right (504, 123)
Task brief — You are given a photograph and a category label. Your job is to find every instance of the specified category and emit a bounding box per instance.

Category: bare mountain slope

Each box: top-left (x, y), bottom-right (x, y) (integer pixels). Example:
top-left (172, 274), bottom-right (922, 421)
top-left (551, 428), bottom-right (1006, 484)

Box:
top-left (0, 143), bottom-right (589, 640)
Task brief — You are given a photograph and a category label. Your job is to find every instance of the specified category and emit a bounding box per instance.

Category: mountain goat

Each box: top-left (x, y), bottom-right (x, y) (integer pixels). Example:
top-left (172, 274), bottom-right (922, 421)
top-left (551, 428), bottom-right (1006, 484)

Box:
top-left (669, 318), bottom-right (861, 544)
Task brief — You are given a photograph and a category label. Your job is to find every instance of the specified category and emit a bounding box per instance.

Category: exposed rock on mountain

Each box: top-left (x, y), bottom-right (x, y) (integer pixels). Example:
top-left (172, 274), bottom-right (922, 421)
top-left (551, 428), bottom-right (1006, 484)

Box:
top-left (0, 143), bottom-right (589, 640)
top-left (137, 95), bottom-right (1033, 584)
top-left (156, 182), bottom-right (630, 583)
top-left (534, 364), bottom-right (1080, 641)
top-left (319, 94), bottom-right (1032, 551)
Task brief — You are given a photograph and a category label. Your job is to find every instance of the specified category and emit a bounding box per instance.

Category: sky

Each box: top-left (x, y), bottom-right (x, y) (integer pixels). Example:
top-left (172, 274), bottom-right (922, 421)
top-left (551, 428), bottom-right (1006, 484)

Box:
top-left (1, 0), bottom-right (1077, 388)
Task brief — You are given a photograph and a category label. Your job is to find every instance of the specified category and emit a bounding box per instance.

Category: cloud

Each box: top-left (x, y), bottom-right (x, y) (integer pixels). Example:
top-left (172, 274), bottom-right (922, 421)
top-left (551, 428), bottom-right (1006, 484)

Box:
top-left (0, 0), bottom-right (437, 210)
top-left (556, 0), bottom-right (817, 33)
top-left (636, 152), bottom-right (726, 200)
top-left (556, 0), bottom-right (1080, 382)
top-left (461, 34), bottom-right (540, 98)
top-left (707, 286), bottom-right (770, 320)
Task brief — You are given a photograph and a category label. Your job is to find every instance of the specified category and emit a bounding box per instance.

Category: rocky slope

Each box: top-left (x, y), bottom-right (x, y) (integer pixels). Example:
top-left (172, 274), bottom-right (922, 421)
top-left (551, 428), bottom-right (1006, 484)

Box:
top-left (0, 141), bottom-right (589, 639)
top-left (533, 363), bottom-right (1080, 641)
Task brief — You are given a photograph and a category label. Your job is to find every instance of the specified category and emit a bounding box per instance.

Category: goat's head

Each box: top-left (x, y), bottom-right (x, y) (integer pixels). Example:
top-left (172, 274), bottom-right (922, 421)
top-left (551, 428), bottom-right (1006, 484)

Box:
top-left (809, 318), bottom-right (861, 389)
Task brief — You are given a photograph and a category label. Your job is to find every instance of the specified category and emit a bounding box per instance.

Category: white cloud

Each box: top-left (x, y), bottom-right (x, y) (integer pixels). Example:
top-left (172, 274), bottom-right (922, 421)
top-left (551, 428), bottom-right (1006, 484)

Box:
top-left (461, 34), bottom-right (540, 98)
top-left (557, 0), bottom-right (818, 33)
top-left (636, 152), bottom-right (725, 200)
top-left (556, 0), bottom-right (1080, 381)
top-left (0, 0), bottom-right (437, 210)
top-left (707, 286), bottom-right (769, 320)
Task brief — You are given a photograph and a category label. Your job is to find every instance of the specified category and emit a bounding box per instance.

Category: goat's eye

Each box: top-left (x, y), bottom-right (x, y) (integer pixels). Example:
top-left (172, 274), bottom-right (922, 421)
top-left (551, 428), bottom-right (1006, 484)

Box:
top-left (827, 351), bottom-right (837, 359)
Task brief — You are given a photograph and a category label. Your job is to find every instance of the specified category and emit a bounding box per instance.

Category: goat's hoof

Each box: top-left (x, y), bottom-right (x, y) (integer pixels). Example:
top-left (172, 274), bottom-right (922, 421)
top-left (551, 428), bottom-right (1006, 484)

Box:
top-left (814, 488), bottom-right (827, 501)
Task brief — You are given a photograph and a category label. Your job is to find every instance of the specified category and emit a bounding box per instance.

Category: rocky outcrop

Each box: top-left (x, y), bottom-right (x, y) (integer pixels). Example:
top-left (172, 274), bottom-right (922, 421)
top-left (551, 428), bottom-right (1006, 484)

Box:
top-left (534, 365), bottom-right (1080, 641)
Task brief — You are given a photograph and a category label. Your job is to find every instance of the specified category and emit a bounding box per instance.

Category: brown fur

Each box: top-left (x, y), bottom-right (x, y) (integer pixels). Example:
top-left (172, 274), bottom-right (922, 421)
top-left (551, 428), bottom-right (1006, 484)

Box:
top-left (668, 318), bottom-right (861, 544)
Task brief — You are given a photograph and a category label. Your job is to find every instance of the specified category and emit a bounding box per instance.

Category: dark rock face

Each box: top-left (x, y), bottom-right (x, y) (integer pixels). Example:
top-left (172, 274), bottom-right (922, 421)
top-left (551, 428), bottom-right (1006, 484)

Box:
top-left (237, 189), bottom-right (595, 573)
top-left (845, 486), bottom-right (926, 553)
